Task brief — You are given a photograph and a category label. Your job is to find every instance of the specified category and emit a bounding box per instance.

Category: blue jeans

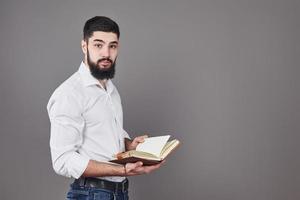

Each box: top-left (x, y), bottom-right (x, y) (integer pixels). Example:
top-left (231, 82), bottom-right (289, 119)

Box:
top-left (66, 182), bottom-right (129, 200)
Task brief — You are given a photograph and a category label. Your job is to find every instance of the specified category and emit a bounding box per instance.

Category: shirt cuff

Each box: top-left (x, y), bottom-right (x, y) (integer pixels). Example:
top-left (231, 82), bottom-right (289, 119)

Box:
top-left (67, 153), bottom-right (90, 179)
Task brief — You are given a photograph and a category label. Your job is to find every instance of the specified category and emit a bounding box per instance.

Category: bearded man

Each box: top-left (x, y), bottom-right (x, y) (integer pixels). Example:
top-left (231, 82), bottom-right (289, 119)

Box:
top-left (47, 16), bottom-right (163, 200)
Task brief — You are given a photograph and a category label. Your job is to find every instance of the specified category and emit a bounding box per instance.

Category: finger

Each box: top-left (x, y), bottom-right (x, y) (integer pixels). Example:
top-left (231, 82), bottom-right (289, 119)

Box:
top-left (128, 161), bottom-right (143, 168)
top-left (150, 161), bottom-right (165, 169)
top-left (161, 160), bottom-right (166, 165)
top-left (125, 161), bottom-right (143, 172)
top-left (139, 135), bottom-right (148, 141)
top-left (142, 134), bottom-right (149, 138)
top-left (141, 164), bottom-right (160, 173)
top-left (133, 136), bottom-right (147, 143)
top-left (136, 161), bottom-right (143, 167)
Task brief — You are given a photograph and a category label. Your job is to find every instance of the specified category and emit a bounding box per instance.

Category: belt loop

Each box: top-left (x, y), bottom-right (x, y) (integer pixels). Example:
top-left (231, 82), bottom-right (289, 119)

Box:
top-left (122, 179), bottom-right (126, 193)
top-left (78, 177), bottom-right (85, 187)
top-left (114, 182), bottom-right (119, 193)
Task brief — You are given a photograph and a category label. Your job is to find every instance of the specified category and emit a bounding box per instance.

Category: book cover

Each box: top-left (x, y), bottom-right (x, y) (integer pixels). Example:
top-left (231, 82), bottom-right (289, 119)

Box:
top-left (110, 135), bottom-right (180, 166)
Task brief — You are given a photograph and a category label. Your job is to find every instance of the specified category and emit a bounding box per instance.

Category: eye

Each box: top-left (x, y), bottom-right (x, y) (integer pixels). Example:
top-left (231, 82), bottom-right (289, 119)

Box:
top-left (110, 44), bottom-right (118, 49)
top-left (94, 44), bottom-right (103, 48)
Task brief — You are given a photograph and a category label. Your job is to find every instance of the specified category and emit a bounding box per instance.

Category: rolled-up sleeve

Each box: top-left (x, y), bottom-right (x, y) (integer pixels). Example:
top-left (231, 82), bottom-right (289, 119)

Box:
top-left (47, 90), bottom-right (89, 179)
top-left (122, 129), bottom-right (130, 139)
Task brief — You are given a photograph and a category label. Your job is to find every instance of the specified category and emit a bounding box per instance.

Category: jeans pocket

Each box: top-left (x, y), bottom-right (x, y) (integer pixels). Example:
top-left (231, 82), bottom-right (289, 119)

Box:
top-left (123, 191), bottom-right (129, 200)
top-left (66, 188), bottom-right (90, 200)
top-left (93, 189), bottom-right (113, 200)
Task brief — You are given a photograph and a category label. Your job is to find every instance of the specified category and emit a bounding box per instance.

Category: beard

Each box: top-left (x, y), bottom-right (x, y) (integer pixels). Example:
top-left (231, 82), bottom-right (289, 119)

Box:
top-left (87, 49), bottom-right (116, 80)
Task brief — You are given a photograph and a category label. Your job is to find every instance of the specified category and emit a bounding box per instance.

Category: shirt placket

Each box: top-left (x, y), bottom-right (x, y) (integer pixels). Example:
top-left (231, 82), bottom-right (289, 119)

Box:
top-left (98, 83), bottom-right (124, 152)
top-left (106, 93), bottom-right (124, 151)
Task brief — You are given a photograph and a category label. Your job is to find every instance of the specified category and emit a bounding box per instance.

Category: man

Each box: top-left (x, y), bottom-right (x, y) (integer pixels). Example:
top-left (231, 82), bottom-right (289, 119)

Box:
top-left (47, 16), bottom-right (163, 200)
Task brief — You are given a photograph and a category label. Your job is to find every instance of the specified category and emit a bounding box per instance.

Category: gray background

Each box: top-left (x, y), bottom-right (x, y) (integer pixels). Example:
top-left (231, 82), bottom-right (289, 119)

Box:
top-left (0, 0), bottom-right (299, 199)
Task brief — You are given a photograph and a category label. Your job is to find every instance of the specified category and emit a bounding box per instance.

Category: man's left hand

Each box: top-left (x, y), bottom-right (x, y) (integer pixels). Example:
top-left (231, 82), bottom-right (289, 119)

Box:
top-left (124, 160), bottom-right (166, 176)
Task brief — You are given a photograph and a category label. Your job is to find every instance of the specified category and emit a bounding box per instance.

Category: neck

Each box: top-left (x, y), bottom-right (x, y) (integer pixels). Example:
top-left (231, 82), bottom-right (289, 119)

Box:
top-left (99, 79), bottom-right (108, 90)
top-left (83, 60), bottom-right (108, 90)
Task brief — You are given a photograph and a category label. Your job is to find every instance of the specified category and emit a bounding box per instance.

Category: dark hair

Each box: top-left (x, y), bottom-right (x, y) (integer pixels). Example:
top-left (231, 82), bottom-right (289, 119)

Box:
top-left (83, 16), bottom-right (120, 41)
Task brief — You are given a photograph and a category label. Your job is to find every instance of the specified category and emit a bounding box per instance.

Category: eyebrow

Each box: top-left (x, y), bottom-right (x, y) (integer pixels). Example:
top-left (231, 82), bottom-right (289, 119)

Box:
top-left (93, 39), bottom-right (119, 44)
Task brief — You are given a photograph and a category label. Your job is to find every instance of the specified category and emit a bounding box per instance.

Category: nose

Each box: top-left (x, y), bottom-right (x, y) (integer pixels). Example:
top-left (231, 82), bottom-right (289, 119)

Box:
top-left (101, 46), bottom-right (110, 58)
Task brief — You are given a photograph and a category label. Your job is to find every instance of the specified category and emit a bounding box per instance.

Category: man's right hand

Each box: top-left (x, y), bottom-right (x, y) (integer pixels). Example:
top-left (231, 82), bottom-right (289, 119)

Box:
top-left (124, 161), bottom-right (165, 176)
top-left (125, 135), bottom-right (148, 151)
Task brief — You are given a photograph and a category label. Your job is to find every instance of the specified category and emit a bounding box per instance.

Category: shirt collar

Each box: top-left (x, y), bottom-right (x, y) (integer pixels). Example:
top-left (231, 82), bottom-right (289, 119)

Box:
top-left (78, 61), bottom-right (114, 94)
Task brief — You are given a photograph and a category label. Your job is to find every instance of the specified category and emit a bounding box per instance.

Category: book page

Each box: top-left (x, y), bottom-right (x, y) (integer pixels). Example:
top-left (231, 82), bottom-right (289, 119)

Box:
top-left (136, 135), bottom-right (170, 157)
top-left (160, 139), bottom-right (180, 159)
top-left (129, 151), bottom-right (161, 160)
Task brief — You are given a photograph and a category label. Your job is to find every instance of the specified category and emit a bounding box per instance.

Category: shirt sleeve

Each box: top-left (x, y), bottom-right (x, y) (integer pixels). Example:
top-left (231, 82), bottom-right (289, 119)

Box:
top-left (122, 129), bottom-right (131, 139)
top-left (47, 90), bottom-right (89, 179)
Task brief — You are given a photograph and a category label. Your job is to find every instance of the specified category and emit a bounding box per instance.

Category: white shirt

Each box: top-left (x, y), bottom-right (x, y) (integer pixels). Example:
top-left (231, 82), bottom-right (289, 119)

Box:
top-left (47, 62), bottom-right (129, 182)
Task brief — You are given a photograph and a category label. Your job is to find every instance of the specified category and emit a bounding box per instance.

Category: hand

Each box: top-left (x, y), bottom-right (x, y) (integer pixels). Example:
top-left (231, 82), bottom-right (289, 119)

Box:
top-left (126, 135), bottom-right (148, 151)
top-left (124, 160), bottom-right (165, 176)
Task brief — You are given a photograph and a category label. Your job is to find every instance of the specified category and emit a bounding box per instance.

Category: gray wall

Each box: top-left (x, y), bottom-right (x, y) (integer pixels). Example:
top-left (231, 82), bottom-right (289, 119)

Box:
top-left (1, 0), bottom-right (299, 199)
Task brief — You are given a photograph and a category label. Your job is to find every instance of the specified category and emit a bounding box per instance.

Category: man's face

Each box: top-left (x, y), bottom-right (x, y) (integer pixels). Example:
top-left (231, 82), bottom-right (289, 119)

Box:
top-left (82, 31), bottom-right (119, 80)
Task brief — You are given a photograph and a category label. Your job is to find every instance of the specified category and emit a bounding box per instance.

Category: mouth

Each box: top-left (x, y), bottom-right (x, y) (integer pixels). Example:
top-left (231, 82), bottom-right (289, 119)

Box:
top-left (98, 60), bottom-right (112, 68)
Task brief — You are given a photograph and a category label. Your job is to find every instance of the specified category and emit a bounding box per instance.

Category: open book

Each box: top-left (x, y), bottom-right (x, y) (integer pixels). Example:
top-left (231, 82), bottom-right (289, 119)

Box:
top-left (110, 135), bottom-right (180, 166)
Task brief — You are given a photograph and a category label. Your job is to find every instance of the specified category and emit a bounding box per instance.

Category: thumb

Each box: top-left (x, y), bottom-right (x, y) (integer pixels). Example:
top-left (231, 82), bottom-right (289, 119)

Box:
top-left (126, 161), bottom-right (143, 171)
top-left (135, 135), bottom-right (148, 143)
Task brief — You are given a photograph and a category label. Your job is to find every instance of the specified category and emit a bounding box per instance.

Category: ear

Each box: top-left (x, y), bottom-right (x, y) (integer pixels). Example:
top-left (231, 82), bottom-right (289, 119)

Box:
top-left (81, 39), bottom-right (87, 54)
